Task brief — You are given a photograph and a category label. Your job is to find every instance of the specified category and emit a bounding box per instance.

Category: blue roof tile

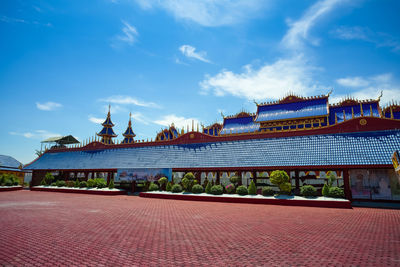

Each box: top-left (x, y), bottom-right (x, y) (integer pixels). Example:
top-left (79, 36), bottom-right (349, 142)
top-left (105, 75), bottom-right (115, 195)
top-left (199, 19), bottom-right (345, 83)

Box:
top-left (24, 130), bottom-right (400, 170)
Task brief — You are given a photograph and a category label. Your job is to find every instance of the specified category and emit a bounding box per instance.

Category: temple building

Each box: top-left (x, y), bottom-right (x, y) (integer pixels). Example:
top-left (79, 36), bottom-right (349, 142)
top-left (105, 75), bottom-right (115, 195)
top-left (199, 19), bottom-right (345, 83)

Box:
top-left (24, 92), bottom-right (400, 202)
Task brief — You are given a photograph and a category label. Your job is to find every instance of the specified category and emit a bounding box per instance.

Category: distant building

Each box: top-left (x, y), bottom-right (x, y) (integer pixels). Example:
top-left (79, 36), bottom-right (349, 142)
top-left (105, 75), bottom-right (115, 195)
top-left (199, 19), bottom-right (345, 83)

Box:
top-left (24, 92), bottom-right (400, 201)
top-left (0, 155), bottom-right (29, 184)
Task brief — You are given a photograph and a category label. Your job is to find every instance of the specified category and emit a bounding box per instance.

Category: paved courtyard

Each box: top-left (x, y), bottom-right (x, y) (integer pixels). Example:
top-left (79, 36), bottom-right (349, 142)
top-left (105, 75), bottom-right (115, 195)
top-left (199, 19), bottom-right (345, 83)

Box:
top-left (0, 191), bottom-right (399, 267)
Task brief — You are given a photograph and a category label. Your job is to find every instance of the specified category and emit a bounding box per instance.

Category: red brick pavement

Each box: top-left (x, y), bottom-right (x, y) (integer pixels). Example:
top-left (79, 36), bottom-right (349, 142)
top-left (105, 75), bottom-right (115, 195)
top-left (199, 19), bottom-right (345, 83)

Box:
top-left (0, 191), bottom-right (399, 267)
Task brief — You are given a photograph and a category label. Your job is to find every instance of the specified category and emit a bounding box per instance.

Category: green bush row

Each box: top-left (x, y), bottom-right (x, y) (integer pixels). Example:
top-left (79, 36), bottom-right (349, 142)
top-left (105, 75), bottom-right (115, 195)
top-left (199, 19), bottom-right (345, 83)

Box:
top-left (39, 173), bottom-right (115, 189)
top-left (0, 174), bottom-right (20, 186)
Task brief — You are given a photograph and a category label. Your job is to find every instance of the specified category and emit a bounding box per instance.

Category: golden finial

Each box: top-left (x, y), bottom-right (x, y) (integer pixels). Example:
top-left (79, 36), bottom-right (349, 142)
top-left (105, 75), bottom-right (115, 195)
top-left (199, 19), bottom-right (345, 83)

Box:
top-left (351, 107), bottom-right (354, 118)
top-left (327, 89), bottom-right (333, 97)
top-left (390, 106), bottom-right (394, 119)
top-left (253, 99), bottom-right (259, 106)
top-left (377, 91), bottom-right (383, 101)
top-left (370, 105), bottom-right (373, 116)
top-left (343, 110), bottom-right (346, 121)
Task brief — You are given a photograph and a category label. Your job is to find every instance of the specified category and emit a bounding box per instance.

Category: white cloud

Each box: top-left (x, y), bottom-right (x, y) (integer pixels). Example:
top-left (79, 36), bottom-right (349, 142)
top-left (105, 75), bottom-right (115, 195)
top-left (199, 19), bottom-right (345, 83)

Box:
top-left (336, 76), bottom-right (369, 87)
top-left (36, 101), bottom-right (62, 111)
top-left (113, 20), bottom-right (138, 47)
top-left (179, 45), bottom-right (211, 63)
top-left (134, 0), bottom-right (268, 27)
top-left (333, 73), bottom-right (400, 105)
top-left (154, 114), bottom-right (200, 129)
top-left (99, 95), bottom-right (159, 108)
top-left (332, 26), bottom-right (400, 53)
top-left (9, 130), bottom-right (61, 140)
top-left (282, 0), bottom-right (346, 50)
top-left (88, 116), bottom-right (104, 124)
top-left (200, 0), bottom-right (347, 101)
top-left (332, 26), bottom-right (369, 40)
top-left (131, 112), bottom-right (150, 125)
top-left (200, 55), bottom-right (320, 100)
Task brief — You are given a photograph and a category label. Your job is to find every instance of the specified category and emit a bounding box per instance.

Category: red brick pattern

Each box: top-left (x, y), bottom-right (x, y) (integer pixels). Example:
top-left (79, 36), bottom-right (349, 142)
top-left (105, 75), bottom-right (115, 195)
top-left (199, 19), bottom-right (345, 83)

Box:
top-left (0, 191), bottom-right (399, 266)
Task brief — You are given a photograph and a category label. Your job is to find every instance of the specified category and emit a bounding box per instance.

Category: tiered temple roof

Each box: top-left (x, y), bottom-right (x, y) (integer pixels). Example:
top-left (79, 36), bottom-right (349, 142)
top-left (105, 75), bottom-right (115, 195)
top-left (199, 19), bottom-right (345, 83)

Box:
top-left (97, 105), bottom-right (117, 144)
top-left (255, 95), bottom-right (329, 122)
top-left (121, 113), bottom-right (136, 144)
top-left (220, 112), bottom-right (259, 134)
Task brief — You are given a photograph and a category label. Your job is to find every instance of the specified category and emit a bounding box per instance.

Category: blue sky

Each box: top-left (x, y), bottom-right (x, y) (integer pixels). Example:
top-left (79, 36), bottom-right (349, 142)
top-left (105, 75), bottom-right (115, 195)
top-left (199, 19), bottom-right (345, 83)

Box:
top-left (1, 0), bottom-right (400, 164)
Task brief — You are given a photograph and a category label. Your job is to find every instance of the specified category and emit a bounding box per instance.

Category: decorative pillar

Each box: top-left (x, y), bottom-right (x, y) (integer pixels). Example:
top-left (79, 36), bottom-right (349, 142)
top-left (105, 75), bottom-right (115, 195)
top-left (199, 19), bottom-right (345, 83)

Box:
top-left (295, 170), bottom-right (300, 190)
top-left (343, 169), bottom-right (352, 201)
top-left (216, 171), bottom-right (220, 185)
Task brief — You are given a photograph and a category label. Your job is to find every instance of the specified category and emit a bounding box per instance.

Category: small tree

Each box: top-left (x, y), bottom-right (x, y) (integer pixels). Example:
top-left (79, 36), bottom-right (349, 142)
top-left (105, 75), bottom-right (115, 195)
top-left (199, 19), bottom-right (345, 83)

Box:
top-left (182, 172), bottom-right (195, 191)
top-left (74, 179), bottom-right (80, 187)
top-left (270, 170), bottom-right (291, 195)
top-left (44, 173), bottom-right (55, 185)
top-left (248, 180), bottom-right (257, 195)
top-left (322, 183), bottom-right (330, 197)
top-left (166, 181), bottom-right (172, 191)
top-left (230, 175), bottom-right (240, 186)
top-left (205, 180), bottom-right (212, 194)
top-left (158, 177), bottom-right (168, 190)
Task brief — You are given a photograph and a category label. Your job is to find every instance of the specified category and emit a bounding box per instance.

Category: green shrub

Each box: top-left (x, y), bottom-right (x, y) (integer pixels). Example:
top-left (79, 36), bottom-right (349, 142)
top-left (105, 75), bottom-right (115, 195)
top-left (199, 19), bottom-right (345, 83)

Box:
top-left (158, 177), bottom-right (168, 189)
top-left (79, 181), bottom-right (87, 188)
top-left (9, 175), bottom-right (20, 185)
top-left (181, 178), bottom-right (190, 192)
top-left (262, 186), bottom-right (274, 196)
top-left (171, 184), bottom-right (182, 193)
top-left (225, 184), bottom-right (235, 194)
top-left (44, 173), bottom-right (55, 185)
top-left (66, 181), bottom-right (75, 187)
top-left (300, 185), bottom-right (317, 197)
top-left (87, 179), bottom-right (95, 188)
top-left (148, 183), bottom-right (159, 191)
top-left (248, 180), bottom-right (257, 195)
top-left (94, 178), bottom-right (107, 188)
top-left (205, 181), bottom-right (212, 194)
top-left (210, 185), bottom-right (223, 195)
top-left (229, 176), bottom-right (239, 185)
top-left (51, 182), bottom-right (57, 186)
top-left (56, 180), bottom-right (66, 187)
top-left (166, 181), bottom-right (172, 191)
top-left (0, 174), bottom-right (4, 185)
top-left (328, 187), bottom-right (344, 198)
top-left (270, 170), bottom-right (289, 185)
top-left (191, 184), bottom-right (204, 194)
top-left (40, 178), bottom-right (47, 186)
top-left (322, 183), bottom-right (330, 197)
top-left (5, 179), bottom-right (13, 186)
top-left (183, 172), bottom-right (195, 180)
top-left (279, 182), bottom-right (292, 194)
top-left (108, 180), bottom-right (114, 189)
top-left (327, 173), bottom-right (337, 187)
top-left (74, 179), bottom-right (80, 188)
top-left (236, 185), bottom-right (248, 196)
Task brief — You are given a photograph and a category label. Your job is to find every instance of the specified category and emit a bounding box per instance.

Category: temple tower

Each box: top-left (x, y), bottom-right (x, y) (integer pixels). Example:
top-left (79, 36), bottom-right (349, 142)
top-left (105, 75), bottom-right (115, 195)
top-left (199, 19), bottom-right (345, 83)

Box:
top-left (97, 105), bottom-right (117, 144)
top-left (121, 113), bottom-right (136, 144)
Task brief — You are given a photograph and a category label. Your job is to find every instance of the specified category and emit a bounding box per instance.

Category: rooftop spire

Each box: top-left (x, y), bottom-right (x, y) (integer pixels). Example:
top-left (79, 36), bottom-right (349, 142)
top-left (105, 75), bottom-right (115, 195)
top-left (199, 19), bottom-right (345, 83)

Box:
top-left (97, 105), bottom-right (117, 144)
top-left (122, 112), bottom-right (136, 144)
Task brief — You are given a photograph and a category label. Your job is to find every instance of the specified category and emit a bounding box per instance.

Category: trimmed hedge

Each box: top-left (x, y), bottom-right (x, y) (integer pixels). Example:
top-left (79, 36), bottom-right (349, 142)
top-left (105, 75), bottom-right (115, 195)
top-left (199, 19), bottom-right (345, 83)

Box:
top-left (191, 184), bottom-right (204, 194)
top-left (328, 187), bottom-right (344, 198)
top-left (108, 180), bottom-right (114, 189)
top-left (79, 181), bottom-right (87, 188)
top-left (262, 186), bottom-right (274, 196)
top-left (94, 178), bottom-right (107, 188)
top-left (248, 180), bottom-right (257, 195)
top-left (166, 181), bottom-right (172, 192)
top-left (205, 180), bottom-right (212, 194)
top-left (279, 182), bottom-right (292, 195)
top-left (148, 183), bottom-right (159, 191)
top-left (225, 184), bottom-right (235, 194)
top-left (236, 185), bottom-right (248, 196)
top-left (210, 185), bottom-right (223, 195)
top-left (171, 184), bottom-right (183, 193)
top-left (300, 185), bottom-right (317, 197)
top-left (87, 179), bottom-right (95, 188)
top-left (56, 180), bottom-right (66, 187)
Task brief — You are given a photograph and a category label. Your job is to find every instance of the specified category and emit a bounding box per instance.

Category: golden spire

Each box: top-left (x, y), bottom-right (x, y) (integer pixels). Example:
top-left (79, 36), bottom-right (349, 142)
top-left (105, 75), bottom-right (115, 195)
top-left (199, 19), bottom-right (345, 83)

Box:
top-left (390, 106), bottom-right (394, 119)
top-left (351, 107), bottom-right (355, 118)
